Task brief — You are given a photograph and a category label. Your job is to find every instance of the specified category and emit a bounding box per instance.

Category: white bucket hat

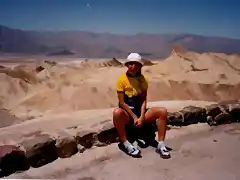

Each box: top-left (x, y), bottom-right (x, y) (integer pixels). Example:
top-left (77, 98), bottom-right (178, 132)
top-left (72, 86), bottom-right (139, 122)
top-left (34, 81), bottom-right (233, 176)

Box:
top-left (125, 53), bottom-right (143, 66)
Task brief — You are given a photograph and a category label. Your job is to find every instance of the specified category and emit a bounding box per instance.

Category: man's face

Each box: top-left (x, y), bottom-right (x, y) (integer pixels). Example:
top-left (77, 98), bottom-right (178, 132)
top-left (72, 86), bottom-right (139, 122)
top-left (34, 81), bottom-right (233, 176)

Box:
top-left (126, 61), bottom-right (142, 74)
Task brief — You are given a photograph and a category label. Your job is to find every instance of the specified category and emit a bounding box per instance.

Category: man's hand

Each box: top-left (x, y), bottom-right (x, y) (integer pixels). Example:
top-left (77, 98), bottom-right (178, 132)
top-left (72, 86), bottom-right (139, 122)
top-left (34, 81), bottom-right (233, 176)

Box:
top-left (134, 116), bottom-right (144, 128)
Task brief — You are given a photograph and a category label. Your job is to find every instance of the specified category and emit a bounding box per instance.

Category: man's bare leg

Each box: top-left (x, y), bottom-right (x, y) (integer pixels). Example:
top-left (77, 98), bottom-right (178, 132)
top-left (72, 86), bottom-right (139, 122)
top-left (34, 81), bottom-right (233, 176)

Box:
top-left (112, 108), bottom-right (130, 142)
top-left (144, 107), bottom-right (170, 158)
top-left (113, 108), bottom-right (141, 156)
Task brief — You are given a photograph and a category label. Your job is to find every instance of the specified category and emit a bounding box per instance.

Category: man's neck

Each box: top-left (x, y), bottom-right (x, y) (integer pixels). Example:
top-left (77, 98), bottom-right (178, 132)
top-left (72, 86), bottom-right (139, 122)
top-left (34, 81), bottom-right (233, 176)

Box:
top-left (126, 71), bottom-right (140, 77)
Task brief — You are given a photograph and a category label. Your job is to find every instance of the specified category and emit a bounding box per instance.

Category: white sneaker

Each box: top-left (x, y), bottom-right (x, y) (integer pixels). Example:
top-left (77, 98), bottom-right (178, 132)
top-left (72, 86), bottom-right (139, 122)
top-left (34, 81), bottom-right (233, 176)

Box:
top-left (125, 143), bottom-right (141, 157)
top-left (156, 146), bottom-right (171, 159)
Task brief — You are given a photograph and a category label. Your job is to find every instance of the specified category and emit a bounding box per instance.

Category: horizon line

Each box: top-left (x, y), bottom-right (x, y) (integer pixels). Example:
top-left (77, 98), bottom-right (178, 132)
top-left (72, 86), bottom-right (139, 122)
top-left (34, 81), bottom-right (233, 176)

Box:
top-left (1, 24), bottom-right (240, 40)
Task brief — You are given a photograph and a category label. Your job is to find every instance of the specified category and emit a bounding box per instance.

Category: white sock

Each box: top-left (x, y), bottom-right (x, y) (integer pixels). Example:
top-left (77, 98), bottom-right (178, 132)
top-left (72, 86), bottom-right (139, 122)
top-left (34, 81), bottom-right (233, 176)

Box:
top-left (158, 141), bottom-right (167, 150)
top-left (157, 141), bottom-right (170, 156)
top-left (123, 140), bottom-right (132, 148)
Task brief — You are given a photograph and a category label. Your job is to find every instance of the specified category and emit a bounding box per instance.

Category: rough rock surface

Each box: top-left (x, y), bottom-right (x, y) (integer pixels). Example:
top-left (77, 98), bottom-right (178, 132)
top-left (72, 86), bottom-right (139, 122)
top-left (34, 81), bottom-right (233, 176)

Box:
top-left (0, 145), bottom-right (29, 177)
top-left (166, 102), bottom-right (240, 127)
top-left (205, 101), bottom-right (240, 126)
top-left (75, 130), bottom-right (98, 149)
top-left (6, 123), bottom-right (240, 180)
top-left (77, 144), bottom-right (86, 153)
top-left (55, 130), bottom-right (78, 158)
top-left (21, 134), bottom-right (58, 168)
top-left (0, 109), bottom-right (23, 128)
top-left (97, 122), bottom-right (119, 145)
top-left (167, 111), bottom-right (184, 125)
top-left (0, 101), bottom-right (240, 177)
top-left (219, 100), bottom-right (240, 121)
top-left (167, 106), bottom-right (206, 126)
top-left (179, 106), bottom-right (207, 125)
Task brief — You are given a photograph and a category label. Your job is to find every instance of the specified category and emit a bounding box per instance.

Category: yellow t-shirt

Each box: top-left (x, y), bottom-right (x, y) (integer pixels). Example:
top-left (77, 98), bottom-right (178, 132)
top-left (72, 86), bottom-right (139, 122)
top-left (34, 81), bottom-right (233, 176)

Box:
top-left (116, 73), bottom-right (148, 98)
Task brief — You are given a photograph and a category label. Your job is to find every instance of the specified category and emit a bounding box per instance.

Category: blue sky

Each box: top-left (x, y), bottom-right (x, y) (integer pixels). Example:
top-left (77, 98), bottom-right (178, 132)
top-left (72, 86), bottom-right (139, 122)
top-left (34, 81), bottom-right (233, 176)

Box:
top-left (0, 0), bottom-right (239, 38)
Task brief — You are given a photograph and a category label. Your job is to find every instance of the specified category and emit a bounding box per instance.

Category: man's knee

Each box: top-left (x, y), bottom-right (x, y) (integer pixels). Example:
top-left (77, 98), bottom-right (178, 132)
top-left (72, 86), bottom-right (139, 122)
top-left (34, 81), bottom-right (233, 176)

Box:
top-left (156, 107), bottom-right (168, 119)
top-left (159, 107), bottom-right (168, 115)
top-left (113, 108), bottom-right (124, 117)
top-left (113, 108), bottom-right (128, 122)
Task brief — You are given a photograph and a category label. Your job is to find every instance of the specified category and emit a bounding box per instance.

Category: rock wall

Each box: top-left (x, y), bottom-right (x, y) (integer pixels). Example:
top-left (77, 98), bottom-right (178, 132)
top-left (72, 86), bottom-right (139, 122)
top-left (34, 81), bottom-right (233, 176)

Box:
top-left (0, 100), bottom-right (239, 178)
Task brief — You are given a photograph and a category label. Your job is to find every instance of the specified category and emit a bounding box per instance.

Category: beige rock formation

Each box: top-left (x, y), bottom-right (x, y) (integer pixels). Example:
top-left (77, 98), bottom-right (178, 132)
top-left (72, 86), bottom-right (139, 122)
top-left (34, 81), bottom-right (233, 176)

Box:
top-left (0, 50), bottom-right (239, 120)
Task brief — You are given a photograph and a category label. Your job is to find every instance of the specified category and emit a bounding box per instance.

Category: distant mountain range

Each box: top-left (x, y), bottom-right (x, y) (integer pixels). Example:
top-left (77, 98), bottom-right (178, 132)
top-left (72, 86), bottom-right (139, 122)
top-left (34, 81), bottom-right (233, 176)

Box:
top-left (0, 25), bottom-right (240, 58)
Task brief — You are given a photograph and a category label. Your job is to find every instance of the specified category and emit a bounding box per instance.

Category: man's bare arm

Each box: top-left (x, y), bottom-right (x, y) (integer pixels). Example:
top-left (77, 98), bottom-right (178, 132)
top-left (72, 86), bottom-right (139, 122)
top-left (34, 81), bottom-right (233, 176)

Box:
top-left (140, 91), bottom-right (147, 119)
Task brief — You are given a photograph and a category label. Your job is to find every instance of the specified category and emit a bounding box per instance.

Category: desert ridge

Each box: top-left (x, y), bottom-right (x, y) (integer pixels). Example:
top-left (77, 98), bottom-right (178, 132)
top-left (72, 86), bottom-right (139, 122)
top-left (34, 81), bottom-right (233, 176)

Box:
top-left (0, 47), bottom-right (240, 120)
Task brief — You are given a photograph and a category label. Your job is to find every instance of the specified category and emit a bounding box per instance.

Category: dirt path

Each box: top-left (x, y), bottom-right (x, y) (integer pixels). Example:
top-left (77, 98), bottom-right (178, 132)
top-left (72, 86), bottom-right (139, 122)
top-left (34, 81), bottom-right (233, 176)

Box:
top-left (6, 123), bottom-right (240, 180)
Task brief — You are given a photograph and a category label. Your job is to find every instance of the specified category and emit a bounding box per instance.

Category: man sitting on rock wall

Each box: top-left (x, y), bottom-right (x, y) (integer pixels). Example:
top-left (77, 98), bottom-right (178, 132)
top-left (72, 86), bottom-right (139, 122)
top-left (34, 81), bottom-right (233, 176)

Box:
top-left (112, 53), bottom-right (170, 159)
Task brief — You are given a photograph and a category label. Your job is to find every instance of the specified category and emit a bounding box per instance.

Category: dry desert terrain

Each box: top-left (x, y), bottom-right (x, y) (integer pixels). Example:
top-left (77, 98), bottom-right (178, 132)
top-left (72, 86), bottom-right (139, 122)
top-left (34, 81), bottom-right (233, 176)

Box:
top-left (0, 48), bottom-right (240, 121)
top-left (0, 48), bottom-right (240, 179)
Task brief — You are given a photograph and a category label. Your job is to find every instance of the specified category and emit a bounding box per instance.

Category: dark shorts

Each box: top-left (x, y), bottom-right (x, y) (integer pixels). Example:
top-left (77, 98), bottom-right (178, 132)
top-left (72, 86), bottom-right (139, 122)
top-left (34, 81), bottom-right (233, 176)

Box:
top-left (119, 105), bottom-right (149, 123)
top-left (118, 96), bottom-right (148, 123)
top-left (131, 107), bottom-right (149, 119)
top-left (121, 107), bottom-right (156, 142)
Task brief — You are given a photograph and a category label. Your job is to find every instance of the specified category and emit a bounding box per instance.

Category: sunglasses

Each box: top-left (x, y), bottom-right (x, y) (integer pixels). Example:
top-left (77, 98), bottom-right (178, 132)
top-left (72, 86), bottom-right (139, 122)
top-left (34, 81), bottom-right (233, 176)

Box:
top-left (125, 61), bottom-right (142, 66)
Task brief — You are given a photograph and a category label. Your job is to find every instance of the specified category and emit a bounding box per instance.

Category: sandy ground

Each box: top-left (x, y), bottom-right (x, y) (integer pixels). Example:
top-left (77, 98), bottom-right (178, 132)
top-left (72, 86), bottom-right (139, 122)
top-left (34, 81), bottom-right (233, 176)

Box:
top-left (5, 123), bottom-right (240, 180)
